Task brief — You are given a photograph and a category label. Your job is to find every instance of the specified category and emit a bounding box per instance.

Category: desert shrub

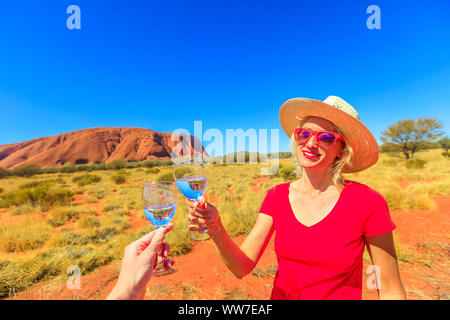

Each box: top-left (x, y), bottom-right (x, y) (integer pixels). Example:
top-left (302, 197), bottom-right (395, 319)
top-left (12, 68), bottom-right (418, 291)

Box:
top-left (12, 204), bottom-right (35, 215)
top-left (157, 172), bottom-right (174, 182)
top-left (101, 197), bottom-right (125, 212)
top-left (376, 183), bottom-right (408, 210)
top-left (0, 223), bottom-right (51, 253)
top-left (85, 196), bottom-right (99, 204)
top-left (61, 162), bottom-right (76, 173)
top-left (11, 164), bottom-right (41, 177)
top-left (0, 167), bottom-right (9, 179)
top-left (146, 167), bottom-right (160, 174)
top-left (46, 206), bottom-right (95, 227)
top-left (18, 180), bottom-right (64, 190)
top-left (110, 209), bottom-right (129, 216)
top-left (78, 216), bottom-right (100, 228)
top-left (279, 166), bottom-right (297, 181)
top-left (72, 174), bottom-right (101, 186)
top-left (142, 159), bottom-right (163, 168)
top-left (382, 159), bottom-right (400, 167)
top-left (108, 159), bottom-right (127, 170)
top-left (0, 183), bottom-right (74, 210)
top-left (407, 194), bottom-right (437, 210)
top-left (88, 189), bottom-right (106, 199)
top-left (442, 152), bottom-right (450, 158)
top-left (405, 158), bottom-right (427, 169)
top-left (111, 170), bottom-right (130, 185)
top-left (219, 200), bottom-right (258, 237)
top-left (0, 188), bottom-right (3, 194)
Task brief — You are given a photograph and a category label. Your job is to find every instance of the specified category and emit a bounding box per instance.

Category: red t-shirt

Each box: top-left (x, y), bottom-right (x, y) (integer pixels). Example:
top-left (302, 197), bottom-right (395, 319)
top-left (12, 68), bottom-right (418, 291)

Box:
top-left (258, 180), bottom-right (396, 300)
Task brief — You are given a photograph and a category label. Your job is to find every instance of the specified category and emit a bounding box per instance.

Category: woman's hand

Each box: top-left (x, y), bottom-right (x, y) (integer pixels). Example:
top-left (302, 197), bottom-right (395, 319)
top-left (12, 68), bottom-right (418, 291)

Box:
top-left (106, 224), bottom-right (174, 300)
top-left (186, 198), bottom-right (221, 236)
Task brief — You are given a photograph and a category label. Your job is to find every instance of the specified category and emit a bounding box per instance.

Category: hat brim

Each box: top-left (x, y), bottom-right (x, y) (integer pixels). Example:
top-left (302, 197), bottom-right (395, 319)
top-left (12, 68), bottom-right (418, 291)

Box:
top-left (279, 98), bottom-right (379, 173)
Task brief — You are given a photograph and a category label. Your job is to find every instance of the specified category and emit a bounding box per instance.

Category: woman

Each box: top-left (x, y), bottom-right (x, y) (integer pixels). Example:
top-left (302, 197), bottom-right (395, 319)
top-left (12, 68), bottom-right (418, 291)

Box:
top-left (188, 96), bottom-right (406, 300)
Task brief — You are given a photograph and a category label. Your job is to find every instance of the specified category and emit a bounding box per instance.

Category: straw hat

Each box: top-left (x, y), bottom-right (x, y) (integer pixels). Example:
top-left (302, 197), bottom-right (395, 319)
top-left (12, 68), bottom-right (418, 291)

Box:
top-left (279, 95), bottom-right (379, 173)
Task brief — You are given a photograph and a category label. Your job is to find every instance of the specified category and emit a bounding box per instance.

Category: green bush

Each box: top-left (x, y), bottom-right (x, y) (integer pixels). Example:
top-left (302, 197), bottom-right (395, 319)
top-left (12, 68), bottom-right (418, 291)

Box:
top-left (157, 172), bottom-right (174, 182)
top-left (146, 167), bottom-right (160, 174)
top-left (279, 166), bottom-right (297, 181)
top-left (77, 216), bottom-right (101, 228)
top-left (405, 158), bottom-right (427, 169)
top-left (72, 174), bottom-right (101, 186)
top-left (381, 159), bottom-right (399, 167)
top-left (12, 205), bottom-right (35, 215)
top-left (142, 160), bottom-right (162, 168)
top-left (0, 183), bottom-right (74, 210)
top-left (46, 206), bottom-right (95, 227)
top-left (108, 159), bottom-right (127, 170)
top-left (11, 164), bottom-right (41, 177)
top-left (19, 180), bottom-right (53, 190)
top-left (0, 167), bottom-right (9, 179)
top-left (111, 171), bottom-right (130, 184)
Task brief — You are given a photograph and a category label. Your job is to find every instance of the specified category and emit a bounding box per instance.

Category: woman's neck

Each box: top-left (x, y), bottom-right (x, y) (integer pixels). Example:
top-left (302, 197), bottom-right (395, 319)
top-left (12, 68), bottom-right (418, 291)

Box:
top-left (294, 168), bottom-right (337, 198)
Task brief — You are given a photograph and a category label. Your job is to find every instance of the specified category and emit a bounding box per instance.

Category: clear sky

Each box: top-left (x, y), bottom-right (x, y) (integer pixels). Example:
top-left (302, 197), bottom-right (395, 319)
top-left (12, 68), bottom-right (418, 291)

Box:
top-left (0, 0), bottom-right (449, 155)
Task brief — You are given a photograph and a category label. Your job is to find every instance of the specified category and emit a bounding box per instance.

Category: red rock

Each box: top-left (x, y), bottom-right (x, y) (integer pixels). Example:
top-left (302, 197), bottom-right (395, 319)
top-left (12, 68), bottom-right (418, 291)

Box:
top-left (0, 127), bottom-right (207, 169)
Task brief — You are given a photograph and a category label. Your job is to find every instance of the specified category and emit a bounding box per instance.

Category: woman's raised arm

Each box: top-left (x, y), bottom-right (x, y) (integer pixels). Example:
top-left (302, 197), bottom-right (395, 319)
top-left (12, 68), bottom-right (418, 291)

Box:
top-left (187, 200), bottom-right (274, 279)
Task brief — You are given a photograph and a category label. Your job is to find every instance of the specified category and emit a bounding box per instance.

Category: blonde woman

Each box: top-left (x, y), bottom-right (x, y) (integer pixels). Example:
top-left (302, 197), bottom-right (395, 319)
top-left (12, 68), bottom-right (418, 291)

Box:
top-left (188, 96), bottom-right (406, 300)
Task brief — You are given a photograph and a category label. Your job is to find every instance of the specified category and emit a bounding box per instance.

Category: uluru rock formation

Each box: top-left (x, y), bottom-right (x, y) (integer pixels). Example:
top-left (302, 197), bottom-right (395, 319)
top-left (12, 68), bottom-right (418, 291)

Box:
top-left (0, 127), bottom-right (207, 169)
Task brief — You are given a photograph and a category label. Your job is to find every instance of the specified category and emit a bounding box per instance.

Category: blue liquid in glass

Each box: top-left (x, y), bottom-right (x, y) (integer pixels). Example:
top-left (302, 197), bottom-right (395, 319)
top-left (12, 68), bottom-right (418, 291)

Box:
top-left (175, 177), bottom-right (207, 200)
top-left (144, 203), bottom-right (176, 228)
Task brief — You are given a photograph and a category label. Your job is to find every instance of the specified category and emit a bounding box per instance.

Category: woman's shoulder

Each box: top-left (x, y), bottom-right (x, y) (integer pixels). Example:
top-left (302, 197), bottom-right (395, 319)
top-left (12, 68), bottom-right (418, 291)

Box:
top-left (344, 180), bottom-right (387, 204)
top-left (264, 182), bottom-right (291, 197)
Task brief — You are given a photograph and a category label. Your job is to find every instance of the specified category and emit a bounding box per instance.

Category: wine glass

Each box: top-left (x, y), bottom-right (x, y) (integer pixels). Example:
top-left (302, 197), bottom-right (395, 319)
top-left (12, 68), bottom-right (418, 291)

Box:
top-left (172, 158), bottom-right (219, 241)
top-left (142, 181), bottom-right (177, 276)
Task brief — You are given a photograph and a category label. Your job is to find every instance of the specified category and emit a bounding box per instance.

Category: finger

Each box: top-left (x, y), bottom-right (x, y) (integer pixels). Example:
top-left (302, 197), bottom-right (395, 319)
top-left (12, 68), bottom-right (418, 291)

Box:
top-left (188, 224), bottom-right (207, 232)
top-left (193, 207), bottom-right (212, 217)
top-left (161, 242), bottom-right (170, 258)
top-left (134, 229), bottom-right (159, 255)
top-left (186, 199), bottom-right (196, 208)
top-left (164, 259), bottom-right (175, 269)
top-left (196, 197), bottom-right (208, 209)
top-left (190, 217), bottom-right (211, 225)
top-left (141, 224), bottom-right (173, 260)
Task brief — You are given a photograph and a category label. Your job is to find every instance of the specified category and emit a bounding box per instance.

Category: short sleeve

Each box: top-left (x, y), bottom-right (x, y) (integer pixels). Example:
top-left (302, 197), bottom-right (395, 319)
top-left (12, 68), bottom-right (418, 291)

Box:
top-left (363, 193), bottom-right (396, 237)
top-left (259, 187), bottom-right (276, 218)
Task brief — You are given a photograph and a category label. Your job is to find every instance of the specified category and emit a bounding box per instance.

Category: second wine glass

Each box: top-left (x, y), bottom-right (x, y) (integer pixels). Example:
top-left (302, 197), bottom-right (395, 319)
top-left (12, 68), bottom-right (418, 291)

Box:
top-left (172, 158), bottom-right (219, 241)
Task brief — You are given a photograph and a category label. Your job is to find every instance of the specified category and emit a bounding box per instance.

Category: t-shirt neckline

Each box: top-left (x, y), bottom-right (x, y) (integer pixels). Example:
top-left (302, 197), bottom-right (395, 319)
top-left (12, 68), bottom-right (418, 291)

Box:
top-left (287, 180), bottom-right (351, 229)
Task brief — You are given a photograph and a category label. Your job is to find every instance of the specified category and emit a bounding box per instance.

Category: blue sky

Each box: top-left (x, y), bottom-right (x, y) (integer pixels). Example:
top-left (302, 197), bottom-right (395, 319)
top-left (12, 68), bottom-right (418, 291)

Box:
top-left (0, 0), bottom-right (449, 155)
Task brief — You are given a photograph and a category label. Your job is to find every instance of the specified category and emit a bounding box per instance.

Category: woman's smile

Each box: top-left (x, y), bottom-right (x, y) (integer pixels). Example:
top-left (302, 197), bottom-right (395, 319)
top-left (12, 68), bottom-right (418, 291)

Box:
top-left (301, 149), bottom-right (321, 160)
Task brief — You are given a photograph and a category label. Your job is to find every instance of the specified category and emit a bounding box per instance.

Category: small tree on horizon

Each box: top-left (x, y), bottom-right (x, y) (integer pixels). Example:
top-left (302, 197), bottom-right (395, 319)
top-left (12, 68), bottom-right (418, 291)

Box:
top-left (380, 118), bottom-right (444, 159)
top-left (439, 136), bottom-right (450, 153)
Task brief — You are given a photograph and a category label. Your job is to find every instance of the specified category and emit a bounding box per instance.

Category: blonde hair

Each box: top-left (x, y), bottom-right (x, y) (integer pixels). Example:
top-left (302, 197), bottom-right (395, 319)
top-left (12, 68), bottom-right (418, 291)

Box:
top-left (290, 117), bottom-right (354, 192)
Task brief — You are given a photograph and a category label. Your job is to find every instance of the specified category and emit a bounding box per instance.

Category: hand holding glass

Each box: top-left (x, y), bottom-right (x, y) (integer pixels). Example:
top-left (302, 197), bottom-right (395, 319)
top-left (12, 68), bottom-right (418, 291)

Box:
top-left (142, 181), bottom-right (177, 276)
top-left (173, 158), bottom-right (219, 241)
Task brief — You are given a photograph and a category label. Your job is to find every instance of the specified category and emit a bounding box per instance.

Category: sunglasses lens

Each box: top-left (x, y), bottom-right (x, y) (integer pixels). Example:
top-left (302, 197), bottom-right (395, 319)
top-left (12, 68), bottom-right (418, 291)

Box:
top-left (295, 129), bottom-right (311, 143)
top-left (317, 132), bottom-right (336, 146)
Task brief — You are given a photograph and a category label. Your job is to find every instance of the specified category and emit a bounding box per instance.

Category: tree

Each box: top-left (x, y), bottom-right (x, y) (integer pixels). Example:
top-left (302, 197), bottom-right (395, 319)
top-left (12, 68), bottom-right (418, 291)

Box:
top-left (380, 118), bottom-right (444, 159)
top-left (439, 137), bottom-right (450, 153)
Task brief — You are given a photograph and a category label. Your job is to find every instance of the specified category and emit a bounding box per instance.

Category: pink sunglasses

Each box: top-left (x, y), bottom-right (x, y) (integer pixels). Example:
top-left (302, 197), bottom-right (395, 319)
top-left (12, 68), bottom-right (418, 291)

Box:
top-left (294, 128), bottom-right (345, 149)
